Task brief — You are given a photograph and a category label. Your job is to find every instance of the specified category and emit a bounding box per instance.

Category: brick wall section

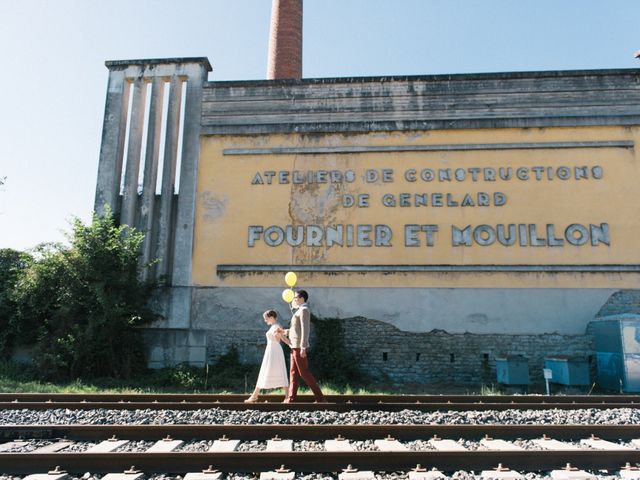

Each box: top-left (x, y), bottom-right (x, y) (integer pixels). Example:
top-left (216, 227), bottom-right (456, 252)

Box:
top-left (267, 0), bottom-right (303, 79)
top-left (206, 317), bottom-right (595, 385)
top-left (342, 317), bottom-right (594, 384)
top-left (207, 329), bottom-right (270, 365)
top-left (596, 290), bottom-right (640, 317)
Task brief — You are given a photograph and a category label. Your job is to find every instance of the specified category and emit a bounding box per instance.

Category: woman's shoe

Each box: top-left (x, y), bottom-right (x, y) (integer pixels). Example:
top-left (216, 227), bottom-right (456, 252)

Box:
top-left (244, 395), bottom-right (259, 403)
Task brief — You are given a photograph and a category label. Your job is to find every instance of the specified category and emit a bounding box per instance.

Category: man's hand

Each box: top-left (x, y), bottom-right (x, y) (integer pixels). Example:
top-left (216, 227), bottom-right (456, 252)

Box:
top-left (300, 349), bottom-right (307, 358)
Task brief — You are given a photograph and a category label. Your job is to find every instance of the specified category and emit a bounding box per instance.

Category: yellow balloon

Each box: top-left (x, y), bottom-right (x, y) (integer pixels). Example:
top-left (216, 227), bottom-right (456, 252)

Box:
top-left (282, 288), bottom-right (295, 303)
top-left (285, 271), bottom-right (297, 287)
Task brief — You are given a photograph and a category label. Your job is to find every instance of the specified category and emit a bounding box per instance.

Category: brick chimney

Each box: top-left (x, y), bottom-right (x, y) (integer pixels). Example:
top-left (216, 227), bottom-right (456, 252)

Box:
top-left (267, 0), bottom-right (303, 80)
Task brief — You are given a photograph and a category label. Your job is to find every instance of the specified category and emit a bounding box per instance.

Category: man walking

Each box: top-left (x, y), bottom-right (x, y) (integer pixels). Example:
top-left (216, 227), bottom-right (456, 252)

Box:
top-left (282, 290), bottom-right (326, 403)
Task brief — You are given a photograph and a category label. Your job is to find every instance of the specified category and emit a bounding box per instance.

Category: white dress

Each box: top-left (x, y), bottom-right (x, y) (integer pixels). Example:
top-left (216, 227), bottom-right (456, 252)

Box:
top-left (255, 324), bottom-right (289, 389)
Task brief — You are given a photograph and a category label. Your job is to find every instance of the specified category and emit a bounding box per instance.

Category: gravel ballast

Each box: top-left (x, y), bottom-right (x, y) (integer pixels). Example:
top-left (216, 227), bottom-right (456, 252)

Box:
top-left (0, 407), bottom-right (637, 425)
top-left (0, 406), bottom-right (637, 479)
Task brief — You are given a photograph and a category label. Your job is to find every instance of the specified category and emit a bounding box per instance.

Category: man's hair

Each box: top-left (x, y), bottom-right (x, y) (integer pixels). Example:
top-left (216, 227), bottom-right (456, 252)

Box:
top-left (264, 309), bottom-right (278, 319)
top-left (296, 290), bottom-right (308, 302)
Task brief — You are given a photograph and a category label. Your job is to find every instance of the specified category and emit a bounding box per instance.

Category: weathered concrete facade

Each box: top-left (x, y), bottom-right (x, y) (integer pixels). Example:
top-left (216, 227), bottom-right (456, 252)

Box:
top-left (95, 58), bottom-right (640, 383)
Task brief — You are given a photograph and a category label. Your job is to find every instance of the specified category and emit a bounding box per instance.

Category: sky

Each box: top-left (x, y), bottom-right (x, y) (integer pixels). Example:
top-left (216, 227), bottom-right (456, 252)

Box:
top-left (0, 0), bottom-right (638, 251)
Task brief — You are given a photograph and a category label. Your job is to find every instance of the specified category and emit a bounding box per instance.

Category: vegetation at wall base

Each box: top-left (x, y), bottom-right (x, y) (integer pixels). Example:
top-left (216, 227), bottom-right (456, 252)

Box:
top-left (1, 360), bottom-right (610, 395)
top-left (310, 316), bottom-right (367, 386)
top-left (0, 355), bottom-right (263, 394)
top-left (0, 360), bottom-right (384, 394)
top-left (2, 209), bottom-right (157, 381)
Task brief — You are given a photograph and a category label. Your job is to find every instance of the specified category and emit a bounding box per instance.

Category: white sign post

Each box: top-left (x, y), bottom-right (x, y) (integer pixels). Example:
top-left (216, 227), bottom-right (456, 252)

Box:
top-left (543, 368), bottom-right (553, 396)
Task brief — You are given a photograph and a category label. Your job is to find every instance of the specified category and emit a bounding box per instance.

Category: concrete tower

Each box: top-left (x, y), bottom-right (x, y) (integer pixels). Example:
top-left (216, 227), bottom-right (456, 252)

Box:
top-left (267, 0), bottom-right (303, 80)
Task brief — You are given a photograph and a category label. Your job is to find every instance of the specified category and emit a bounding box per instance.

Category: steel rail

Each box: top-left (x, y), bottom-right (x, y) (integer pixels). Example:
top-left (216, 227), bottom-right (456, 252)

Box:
top-left (2, 450), bottom-right (640, 474)
top-left (0, 401), bottom-right (637, 411)
top-left (0, 393), bottom-right (638, 403)
top-left (1, 424), bottom-right (640, 441)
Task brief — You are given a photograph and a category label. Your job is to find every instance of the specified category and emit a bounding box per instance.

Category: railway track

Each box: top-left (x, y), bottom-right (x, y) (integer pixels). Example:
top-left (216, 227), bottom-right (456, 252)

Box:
top-left (2, 394), bottom-right (640, 476)
top-left (4, 450), bottom-right (640, 475)
top-left (1, 393), bottom-right (638, 411)
top-left (2, 423), bottom-right (640, 474)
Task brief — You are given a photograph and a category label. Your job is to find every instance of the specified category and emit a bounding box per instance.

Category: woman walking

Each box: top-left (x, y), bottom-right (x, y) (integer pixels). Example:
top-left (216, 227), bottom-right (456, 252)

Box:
top-left (245, 310), bottom-right (290, 402)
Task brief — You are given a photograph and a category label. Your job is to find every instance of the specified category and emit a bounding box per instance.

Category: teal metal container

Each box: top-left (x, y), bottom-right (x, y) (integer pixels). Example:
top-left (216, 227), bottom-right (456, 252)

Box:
top-left (590, 314), bottom-right (640, 393)
top-left (496, 355), bottom-right (529, 385)
top-left (544, 356), bottom-right (590, 386)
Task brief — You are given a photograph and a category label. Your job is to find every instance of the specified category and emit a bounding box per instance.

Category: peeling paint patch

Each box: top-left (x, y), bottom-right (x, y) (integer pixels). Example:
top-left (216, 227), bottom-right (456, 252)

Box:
top-left (200, 191), bottom-right (228, 222)
top-left (289, 181), bottom-right (350, 263)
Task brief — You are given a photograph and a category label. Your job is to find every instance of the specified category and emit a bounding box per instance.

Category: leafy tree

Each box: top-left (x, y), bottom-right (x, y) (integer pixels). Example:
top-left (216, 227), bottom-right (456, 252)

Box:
top-left (0, 249), bottom-right (32, 357)
top-left (13, 210), bottom-right (156, 380)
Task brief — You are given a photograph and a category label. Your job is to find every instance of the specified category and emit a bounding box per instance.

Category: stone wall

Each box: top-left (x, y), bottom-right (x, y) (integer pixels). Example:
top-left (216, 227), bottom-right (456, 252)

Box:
top-left (341, 317), bottom-right (594, 384)
top-left (206, 328), bottom-right (271, 365)
top-left (200, 315), bottom-right (594, 385)
top-left (597, 290), bottom-right (640, 317)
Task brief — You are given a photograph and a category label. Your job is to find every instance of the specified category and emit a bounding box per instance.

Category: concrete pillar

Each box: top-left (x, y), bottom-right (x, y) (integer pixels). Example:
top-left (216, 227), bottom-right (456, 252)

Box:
top-left (139, 77), bottom-right (165, 280)
top-left (94, 69), bottom-right (130, 217)
top-left (267, 0), bottom-right (303, 80)
top-left (155, 75), bottom-right (183, 282)
top-left (120, 79), bottom-right (148, 228)
top-left (171, 63), bottom-right (209, 287)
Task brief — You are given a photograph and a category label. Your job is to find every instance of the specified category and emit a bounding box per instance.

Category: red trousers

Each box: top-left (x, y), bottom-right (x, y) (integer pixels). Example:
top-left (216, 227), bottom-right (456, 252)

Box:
top-left (285, 348), bottom-right (325, 402)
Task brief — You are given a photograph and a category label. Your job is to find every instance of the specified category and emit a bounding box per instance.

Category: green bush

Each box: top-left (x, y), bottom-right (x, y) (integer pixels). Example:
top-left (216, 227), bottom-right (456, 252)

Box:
top-left (205, 346), bottom-right (260, 391)
top-left (143, 348), bottom-right (260, 392)
top-left (12, 210), bottom-right (156, 381)
top-left (146, 364), bottom-right (205, 391)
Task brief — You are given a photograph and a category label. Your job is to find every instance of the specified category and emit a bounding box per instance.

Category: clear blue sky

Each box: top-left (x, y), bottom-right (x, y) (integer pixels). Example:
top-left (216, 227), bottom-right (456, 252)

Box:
top-left (1, 0), bottom-right (638, 250)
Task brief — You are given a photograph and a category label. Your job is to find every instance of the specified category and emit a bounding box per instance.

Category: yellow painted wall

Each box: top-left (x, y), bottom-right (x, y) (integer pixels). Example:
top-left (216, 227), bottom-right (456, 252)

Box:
top-left (193, 126), bottom-right (640, 288)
